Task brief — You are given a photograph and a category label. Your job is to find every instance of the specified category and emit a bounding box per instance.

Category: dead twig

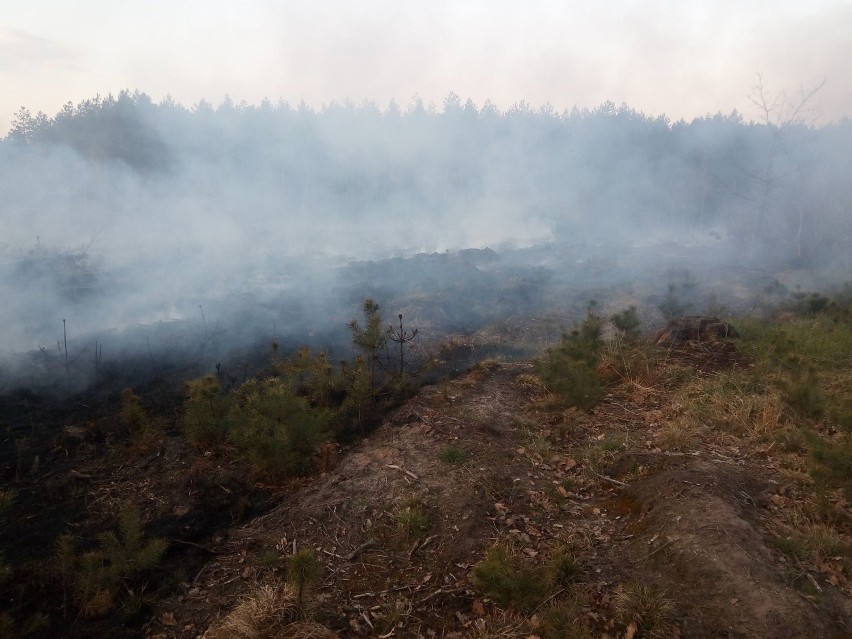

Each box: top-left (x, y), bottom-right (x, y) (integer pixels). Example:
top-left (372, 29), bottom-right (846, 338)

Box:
top-left (594, 471), bottom-right (629, 487)
top-left (387, 464), bottom-right (418, 480)
top-left (419, 587), bottom-right (456, 603)
top-left (632, 540), bottom-right (673, 564)
top-left (361, 611), bottom-right (374, 629)
top-left (347, 538), bottom-right (377, 561)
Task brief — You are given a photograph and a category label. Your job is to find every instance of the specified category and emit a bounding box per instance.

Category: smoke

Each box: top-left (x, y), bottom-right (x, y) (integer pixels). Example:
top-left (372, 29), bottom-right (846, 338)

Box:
top-left (1, 92), bottom-right (851, 392)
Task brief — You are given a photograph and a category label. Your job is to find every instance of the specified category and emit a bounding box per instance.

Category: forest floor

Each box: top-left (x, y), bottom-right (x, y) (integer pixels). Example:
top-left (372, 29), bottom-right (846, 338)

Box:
top-left (131, 341), bottom-right (850, 638)
top-left (3, 334), bottom-right (851, 638)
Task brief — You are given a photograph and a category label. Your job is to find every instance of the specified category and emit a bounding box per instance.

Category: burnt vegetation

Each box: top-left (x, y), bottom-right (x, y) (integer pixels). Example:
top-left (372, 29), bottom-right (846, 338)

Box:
top-left (1, 91), bottom-right (851, 637)
top-left (1, 286), bottom-right (850, 637)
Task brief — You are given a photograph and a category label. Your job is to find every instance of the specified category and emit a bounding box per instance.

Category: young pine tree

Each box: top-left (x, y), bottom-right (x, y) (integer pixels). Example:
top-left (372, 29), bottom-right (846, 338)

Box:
top-left (348, 299), bottom-right (386, 394)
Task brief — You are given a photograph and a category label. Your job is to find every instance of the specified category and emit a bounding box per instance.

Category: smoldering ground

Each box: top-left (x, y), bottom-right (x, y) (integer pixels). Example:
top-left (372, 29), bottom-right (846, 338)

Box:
top-left (1, 92), bottom-right (851, 393)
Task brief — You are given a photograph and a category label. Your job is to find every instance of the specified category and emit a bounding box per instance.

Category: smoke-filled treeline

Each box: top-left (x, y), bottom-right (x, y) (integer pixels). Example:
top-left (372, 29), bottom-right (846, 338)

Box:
top-left (6, 90), bottom-right (852, 255)
top-left (1, 90), bottom-right (851, 391)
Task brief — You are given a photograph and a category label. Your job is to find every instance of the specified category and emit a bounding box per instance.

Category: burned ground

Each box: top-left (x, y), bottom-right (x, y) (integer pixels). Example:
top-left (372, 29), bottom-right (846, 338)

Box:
top-left (1, 293), bottom-right (851, 638)
top-left (111, 343), bottom-right (851, 638)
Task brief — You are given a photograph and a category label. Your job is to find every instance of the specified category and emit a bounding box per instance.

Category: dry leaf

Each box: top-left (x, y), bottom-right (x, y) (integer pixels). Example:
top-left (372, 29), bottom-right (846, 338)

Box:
top-left (160, 612), bottom-right (177, 626)
top-left (471, 600), bottom-right (486, 616)
top-left (624, 621), bottom-right (638, 639)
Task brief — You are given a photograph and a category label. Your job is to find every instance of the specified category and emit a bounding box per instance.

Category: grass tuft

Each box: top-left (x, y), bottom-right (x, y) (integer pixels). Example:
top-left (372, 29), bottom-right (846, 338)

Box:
top-left (206, 584), bottom-right (335, 639)
top-left (614, 580), bottom-right (675, 638)
top-left (396, 502), bottom-right (430, 539)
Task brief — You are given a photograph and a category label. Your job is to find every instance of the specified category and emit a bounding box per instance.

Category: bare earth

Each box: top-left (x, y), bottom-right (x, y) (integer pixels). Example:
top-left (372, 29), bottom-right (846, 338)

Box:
top-left (135, 347), bottom-right (851, 638)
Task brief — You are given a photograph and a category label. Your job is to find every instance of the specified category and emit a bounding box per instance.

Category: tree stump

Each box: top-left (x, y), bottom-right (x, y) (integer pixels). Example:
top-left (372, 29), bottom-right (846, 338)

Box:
top-left (654, 316), bottom-right (739, 346)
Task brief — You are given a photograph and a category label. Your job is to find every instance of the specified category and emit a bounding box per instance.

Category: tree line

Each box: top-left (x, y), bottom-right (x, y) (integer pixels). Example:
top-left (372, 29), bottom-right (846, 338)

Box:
top-left (4, 89), bottom-right (851, 266)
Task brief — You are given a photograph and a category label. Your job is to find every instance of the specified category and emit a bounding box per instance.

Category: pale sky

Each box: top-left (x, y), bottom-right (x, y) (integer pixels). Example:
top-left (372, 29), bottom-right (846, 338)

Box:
top-left (1, 0), bottom-right (850, 134)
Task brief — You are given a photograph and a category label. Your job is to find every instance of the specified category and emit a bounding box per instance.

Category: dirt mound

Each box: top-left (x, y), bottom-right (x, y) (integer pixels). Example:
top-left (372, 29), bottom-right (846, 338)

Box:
top-left (148, 363), bottom-right (540, 636)
top-left (143, 355), bottom-right (852, 639)
top-left (611, 458), bottom-right (852, 637)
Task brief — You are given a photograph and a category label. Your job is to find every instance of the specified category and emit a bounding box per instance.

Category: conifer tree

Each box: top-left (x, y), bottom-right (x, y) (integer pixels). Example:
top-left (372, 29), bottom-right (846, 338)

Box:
top-left (348, 299), bottom-right (386, 394)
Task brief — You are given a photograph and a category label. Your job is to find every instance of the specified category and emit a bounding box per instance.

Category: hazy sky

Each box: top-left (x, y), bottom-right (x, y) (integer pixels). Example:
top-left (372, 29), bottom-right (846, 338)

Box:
top-left (1, 1), bottom-right (851, 134)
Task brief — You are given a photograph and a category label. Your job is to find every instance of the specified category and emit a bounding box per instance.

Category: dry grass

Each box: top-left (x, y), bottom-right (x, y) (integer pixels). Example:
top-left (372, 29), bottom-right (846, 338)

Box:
top-left (517, 423), bottom-right (555, 461)
top-left (613, 580), bottom-right (675, 638)
top-left (655, 419), bottom-right (704, 451)
top-left (598, 339), bottom-right (661, 389)
top-left (772, 509), bottom-right (851, 562)
top-left (514, 373), bottom-right (550, 400)
top-left (464, 358), bottom-right (503, 383)
top-left (675, 370), bottom-right (784, 438)
top-left (744, 399), bottom-right (786, 440)
top-left (373, 596), bottom-right (414, 635)
top-left (463, 614), bottom-right (527, 639)
top-left (205, 584), bottom-right (334, 639)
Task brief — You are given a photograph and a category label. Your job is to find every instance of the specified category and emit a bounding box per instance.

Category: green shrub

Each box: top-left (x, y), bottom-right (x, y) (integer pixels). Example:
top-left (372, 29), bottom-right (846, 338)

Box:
top-left (119, 389), bottom-right (148, 436)
top-left (56, 507), bottom-right (167, 619)
top-left (183, 375), bottom-right (234, 448)
top-left (781, 364), bottom-right (824, 419)
top-left (440, 444), bottom-right (467, 464)
top-left (183, 375), bottom-right (333, 477)
top-left (610, 306), bottom-right (641, 340)
top-left (830, 398), bottom-right (852, 432)
top-left (287, 549), bottom-right (320, 609)
top-left (233, 378), bottom-right (332, 477)
top-left (549, 549), bottom-right (583, 587)
top-left (807, 432), bottom-right (852, 501)
top-left (789, 291), bottom-right (833, 316)
top-left (536, 312), bottom-right (603, 410)
top-left (471, 545), bottom-right (580, 614)
top-left (471, 546), bottom-right (550, 612)
top-left (278, 347), bottom-right (345, 409)
top-left (349, 298), bottom-right (387, 394)
top-left (736, 311), bottom-right (852, 494)
top-left (340, 356), bottom-right (374, 430)
top-left (738, 312), bottom-right (852, 427)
